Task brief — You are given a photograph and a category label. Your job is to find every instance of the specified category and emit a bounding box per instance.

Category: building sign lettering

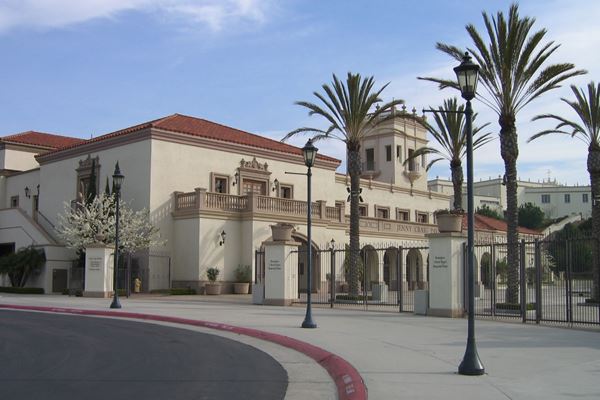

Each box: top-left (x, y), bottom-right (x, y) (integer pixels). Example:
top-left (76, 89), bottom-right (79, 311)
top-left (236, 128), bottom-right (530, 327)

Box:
top-left (433, 256), bottom-right (448, 268)
top-left (89, 257), bottom-right (102, 271)
top-left (268, 260), bottom-right (282, 270)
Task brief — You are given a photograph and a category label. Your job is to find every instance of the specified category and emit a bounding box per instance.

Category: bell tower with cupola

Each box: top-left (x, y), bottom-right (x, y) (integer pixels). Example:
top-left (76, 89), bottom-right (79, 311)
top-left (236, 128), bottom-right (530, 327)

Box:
top-left (360, 105), bottom-right (429, 191)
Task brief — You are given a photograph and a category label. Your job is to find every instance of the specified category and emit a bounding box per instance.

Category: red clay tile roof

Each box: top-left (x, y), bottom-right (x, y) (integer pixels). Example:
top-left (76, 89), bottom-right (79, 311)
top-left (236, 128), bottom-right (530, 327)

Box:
top-left (464, 213), bottom-right (541, 235)
top-left (39, 114), bottom-right (341, 163)
top-left (1, 131), bottom-right (85, 150)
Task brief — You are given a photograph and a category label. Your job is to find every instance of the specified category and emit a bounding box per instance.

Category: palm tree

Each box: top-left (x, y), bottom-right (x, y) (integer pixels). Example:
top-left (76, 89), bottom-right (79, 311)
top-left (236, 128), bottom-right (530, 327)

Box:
top-left (283, 72), bottom-right (403, 296)
top-left (405, 98), bottom-right (492, 210)
top-left (420, 3), bottom-right (585, 304)
top-left (529, 82), bottom-right (600, 301)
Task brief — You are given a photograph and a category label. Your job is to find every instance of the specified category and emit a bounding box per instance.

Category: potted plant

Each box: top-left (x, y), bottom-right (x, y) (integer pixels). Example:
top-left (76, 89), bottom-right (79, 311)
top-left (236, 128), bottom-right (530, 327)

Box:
top-left (434, 209), bottom-right (464, 233)
top-left (233, 265), bottom-right (251, 294)
top-left (270, 222), bottom-right (295, 241)
top-left (205, 267), bottom-right (221, 295)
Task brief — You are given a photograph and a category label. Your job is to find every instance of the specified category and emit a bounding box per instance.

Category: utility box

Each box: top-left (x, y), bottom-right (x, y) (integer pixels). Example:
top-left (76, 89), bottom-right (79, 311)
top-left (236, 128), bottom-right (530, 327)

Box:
top-left (414, 290), bottom-right (429, 315)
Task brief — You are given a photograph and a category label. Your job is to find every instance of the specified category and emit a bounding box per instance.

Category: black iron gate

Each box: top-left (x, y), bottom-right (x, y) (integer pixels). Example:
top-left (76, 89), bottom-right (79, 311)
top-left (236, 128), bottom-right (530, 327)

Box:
top-left (291, 243), bottom-right (429, 312)
top-left (472, 236), bottom-right (600, 327)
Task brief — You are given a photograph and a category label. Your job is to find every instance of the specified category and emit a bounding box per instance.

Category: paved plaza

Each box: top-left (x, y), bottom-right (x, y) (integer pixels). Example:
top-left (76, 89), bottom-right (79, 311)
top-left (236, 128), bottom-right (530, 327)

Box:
top-left (1, 293), bottom-right (599, 399)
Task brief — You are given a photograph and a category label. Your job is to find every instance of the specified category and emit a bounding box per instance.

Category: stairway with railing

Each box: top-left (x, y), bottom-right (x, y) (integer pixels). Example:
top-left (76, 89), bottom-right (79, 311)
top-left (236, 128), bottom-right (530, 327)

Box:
top-left (34, 210), bottom-right (62, 244)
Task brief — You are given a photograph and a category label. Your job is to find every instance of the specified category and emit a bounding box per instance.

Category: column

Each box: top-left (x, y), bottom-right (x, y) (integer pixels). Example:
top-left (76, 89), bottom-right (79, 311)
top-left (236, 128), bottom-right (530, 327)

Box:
top-left (263, 239), bottom-right (300, 306)
top-left (426, 232), bottom-right (467, 317)
top-left (83, 244), bottom-right (114, 298)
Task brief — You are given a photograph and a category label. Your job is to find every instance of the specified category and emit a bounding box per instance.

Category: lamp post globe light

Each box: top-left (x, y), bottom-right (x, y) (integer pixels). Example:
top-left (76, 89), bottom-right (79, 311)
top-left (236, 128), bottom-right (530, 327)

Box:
top-left (301, 138), bottom-right (318, 329)
top-left (110, 162), bottom-right (124, 309)
top-left (454, 52), bottom-right (485, 375)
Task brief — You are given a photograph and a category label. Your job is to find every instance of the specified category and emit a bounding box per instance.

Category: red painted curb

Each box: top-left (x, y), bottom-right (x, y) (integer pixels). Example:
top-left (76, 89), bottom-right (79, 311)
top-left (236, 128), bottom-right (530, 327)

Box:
top-left (0, 304), bottom-right (367, 400)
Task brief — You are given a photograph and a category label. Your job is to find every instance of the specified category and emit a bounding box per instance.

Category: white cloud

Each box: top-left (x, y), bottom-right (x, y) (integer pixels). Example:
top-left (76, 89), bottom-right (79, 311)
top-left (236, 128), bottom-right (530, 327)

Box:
top-left (0, 0), bottom-right (274, 33)
top-left (379, 1), bottom-right (596, 186)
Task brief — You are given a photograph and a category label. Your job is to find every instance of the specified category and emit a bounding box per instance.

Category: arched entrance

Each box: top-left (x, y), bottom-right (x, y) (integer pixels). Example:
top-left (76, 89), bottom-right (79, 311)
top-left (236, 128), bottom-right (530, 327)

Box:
top-left (406, 249), bottom-right (423, 290)
top-left (360, 245), bottom-right (379, 291)
top-left (480, 252), bottom-right (492, 288)
top-left (294, 235), bottom-right (320, 293)
top-left (383, 248), bottom-right (398, 289)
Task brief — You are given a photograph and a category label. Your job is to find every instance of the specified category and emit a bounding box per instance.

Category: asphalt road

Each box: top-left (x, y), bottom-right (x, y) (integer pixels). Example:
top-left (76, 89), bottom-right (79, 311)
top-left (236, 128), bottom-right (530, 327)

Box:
top-left (0, 310), bottom-right (288, 400)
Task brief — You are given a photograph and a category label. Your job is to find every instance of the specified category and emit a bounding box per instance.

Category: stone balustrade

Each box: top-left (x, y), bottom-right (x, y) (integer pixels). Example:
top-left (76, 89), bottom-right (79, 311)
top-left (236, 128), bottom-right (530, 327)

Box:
top-left (174, 188), bottom-right (331, 220)
top-left (173, 188), bottom-right (437, 238)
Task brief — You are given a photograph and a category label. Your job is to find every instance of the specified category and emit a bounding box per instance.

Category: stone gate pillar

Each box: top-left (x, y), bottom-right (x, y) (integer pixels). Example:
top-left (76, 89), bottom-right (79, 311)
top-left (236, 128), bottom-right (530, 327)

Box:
top-left (426, 232), bottom-right (467, 317)
top-left (84, 244), bottom-right (114, 298)
top-left (263, 240), bottom-right (300, 306)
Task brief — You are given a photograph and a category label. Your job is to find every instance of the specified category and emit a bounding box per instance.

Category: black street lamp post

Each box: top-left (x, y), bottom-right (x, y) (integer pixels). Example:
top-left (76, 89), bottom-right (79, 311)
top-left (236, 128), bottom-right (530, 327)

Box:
top-left (455, 52), bottom-right (485, 375)
top-left (302, 139), bottom-right (318, 329)
top-left (110, 162), bottom-right (124, 309)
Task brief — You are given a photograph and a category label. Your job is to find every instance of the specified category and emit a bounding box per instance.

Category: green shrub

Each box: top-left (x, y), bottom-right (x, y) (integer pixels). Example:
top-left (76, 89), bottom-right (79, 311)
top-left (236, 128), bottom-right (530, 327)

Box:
top-left (336, 294), bottom-right (372, 301)
top-left (0, 246), bottom-right (45, 288)
top-left (150, 289), bottom-right (170, 294)
top-left (206, 267), bottom-right (220, 282)
top-left (169, 288), bottom-right (197, 295)
top-left (62, 288), bottom-right (83, 296)
top-left (0, 287), bottom-right (44, 294)
top-left (235, 265), bottom-right (251, 283)
top-left (496, 302), bottom-right (535, 311)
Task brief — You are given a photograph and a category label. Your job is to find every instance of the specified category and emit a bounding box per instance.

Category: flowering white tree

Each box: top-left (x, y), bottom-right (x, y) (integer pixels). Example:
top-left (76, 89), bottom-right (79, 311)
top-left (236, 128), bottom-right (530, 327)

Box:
top-left (57, 193), bottom-right (165, 252)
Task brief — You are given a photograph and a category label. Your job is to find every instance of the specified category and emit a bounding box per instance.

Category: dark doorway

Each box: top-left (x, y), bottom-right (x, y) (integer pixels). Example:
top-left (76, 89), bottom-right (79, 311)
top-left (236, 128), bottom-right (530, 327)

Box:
top-left (52, 269), bottom-right (68, 293)
top-left (0, 243), bottom-right (15, 257)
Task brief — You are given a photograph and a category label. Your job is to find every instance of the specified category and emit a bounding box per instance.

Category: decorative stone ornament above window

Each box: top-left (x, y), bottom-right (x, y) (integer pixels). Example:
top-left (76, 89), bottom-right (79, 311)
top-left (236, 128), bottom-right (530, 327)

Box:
top-left (240, 157), bottom-right (269, 171)
top-left (235, 157), bottom-right (272, 196)
top-left (76, 155), bottom-right (100, 203)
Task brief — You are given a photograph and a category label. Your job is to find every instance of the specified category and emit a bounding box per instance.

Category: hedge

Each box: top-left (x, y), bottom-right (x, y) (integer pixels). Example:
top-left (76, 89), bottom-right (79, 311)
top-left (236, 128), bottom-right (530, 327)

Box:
top-left (0, 287), bottom-right (45, 294)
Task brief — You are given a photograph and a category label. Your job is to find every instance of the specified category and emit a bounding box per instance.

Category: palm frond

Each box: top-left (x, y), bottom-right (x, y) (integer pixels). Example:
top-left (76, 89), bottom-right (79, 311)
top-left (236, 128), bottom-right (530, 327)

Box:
top-left (428, 3), bottom-right (584, 122)
top-left (286, 72), bottom-right (402, 150)
top-left (530, 82), bottom-right (600, 147)
top-left (281, 127), bottom-right (330, 142)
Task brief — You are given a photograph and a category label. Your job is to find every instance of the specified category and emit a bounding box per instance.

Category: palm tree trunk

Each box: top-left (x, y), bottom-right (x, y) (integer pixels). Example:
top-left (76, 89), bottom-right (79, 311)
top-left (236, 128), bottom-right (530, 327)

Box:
top-left (347, 143), bottom-right (361, 297)
top-left (500, 115), bottom-right (520, 304)
top-left (450, 159), bottom-right (464, 210)
top-left (588, 146), bottom-right (600, 301)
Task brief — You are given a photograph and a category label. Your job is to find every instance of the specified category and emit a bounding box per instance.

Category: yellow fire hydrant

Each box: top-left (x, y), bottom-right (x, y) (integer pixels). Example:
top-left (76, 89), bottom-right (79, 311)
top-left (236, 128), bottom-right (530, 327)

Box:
top-left (134, 277), bottom-right (142, 293)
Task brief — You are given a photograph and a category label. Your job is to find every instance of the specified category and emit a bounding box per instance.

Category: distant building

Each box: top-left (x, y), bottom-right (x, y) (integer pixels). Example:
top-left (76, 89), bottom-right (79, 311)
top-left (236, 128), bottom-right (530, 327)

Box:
top-left (428, 176), bottom-right (591, 219)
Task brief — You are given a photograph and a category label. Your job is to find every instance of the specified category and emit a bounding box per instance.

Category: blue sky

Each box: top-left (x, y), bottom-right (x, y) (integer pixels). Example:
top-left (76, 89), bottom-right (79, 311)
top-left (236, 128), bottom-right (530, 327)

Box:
top-left (1, 0), bottom-right (597, 186)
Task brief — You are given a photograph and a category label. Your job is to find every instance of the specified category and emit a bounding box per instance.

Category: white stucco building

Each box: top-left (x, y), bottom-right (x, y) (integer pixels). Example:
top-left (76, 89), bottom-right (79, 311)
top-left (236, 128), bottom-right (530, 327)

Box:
top-left (2, 111), bottom-right (457, 294)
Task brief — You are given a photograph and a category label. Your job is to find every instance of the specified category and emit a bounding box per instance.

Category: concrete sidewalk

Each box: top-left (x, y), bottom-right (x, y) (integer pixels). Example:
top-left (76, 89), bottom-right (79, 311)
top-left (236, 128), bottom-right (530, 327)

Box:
top-left (1, 294), bottom-right (599, 400)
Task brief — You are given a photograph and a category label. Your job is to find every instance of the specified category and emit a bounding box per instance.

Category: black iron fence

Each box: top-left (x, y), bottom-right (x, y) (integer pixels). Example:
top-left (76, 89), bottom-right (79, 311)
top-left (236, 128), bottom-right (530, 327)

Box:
top-left (254, 235), bottom-right (599, 329)
top-left (472, 236), bottom-right (600, 327)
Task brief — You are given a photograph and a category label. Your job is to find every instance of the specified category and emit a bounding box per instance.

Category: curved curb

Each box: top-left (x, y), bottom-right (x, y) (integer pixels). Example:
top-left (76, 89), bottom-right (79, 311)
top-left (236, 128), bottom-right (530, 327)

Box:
top-left (0, 304), bottom-right (367, 400)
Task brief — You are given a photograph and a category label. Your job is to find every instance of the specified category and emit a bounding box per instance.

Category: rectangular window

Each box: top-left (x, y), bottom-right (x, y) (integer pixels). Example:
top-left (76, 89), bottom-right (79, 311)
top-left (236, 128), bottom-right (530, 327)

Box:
top-left (583, 193), bottom-right (589, 203)
top-left (396, 145), bottom-right (402, 162)
top-left (335, 201), bottom-right (345, 216)
top-left (385, 145), bottom-right (392, 162)
top-left (408, 149), bottom-right (416, 171)
top-left (541, 194), bottom-right (550, 204)
top-left (359, 205), bottom-right (368, 217)
top-left (215, 178), bottom-right (228, 193)
top-left (564, 193), bottom-right (570, 203)
top-left (416, 211), bottom-right (428, 224)
top-left (10, 196), bottom-right (19, 208)
top-left (375, 206), bottom-right (390, 219)
top-left (365, 148), bottom-right (375, 171)
top-left (242, 179), bottom-right (267, 195)
top-left (280, 185), bottom-right (293, 199)
top-left (212, 173), bottom-right (230, 194)
top-left (396, 209), bottom-right (409, 221)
